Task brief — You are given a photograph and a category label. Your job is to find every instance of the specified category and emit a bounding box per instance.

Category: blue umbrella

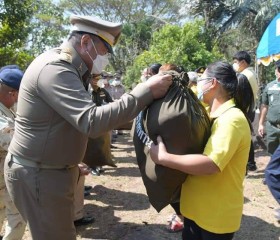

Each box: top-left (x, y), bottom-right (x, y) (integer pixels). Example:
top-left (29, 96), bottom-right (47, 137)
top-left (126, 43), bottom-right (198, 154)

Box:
top-left (257, 13), bottom-right (280, 66)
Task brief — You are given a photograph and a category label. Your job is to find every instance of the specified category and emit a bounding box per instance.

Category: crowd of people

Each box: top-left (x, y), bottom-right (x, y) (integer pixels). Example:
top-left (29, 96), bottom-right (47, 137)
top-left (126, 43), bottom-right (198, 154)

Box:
top-left (0, 13), bottom-right (279, 240)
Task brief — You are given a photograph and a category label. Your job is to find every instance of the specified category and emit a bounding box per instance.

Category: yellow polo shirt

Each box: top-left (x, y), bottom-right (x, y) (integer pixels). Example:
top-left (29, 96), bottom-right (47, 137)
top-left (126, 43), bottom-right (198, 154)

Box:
top-left (180, 99), bottom-right (251, 233)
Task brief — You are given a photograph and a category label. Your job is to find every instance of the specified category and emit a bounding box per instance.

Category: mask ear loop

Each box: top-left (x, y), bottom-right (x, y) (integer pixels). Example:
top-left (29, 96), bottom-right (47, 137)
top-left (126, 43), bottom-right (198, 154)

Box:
top-left (85, 39), bottom-right (98, 62)
top-left (199, 78), bottom-right (214, 96)
top-left (90, 39), bottom-right (99, 55)
top-left (90, 39), bottom-right (109, 58)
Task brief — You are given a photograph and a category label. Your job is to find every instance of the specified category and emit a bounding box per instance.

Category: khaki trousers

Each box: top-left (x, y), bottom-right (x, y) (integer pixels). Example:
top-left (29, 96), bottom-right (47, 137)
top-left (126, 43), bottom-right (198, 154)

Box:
top-left (74, 175), bottom-right (85, 221)
top-left (4, 154), bottom-right (79, 240)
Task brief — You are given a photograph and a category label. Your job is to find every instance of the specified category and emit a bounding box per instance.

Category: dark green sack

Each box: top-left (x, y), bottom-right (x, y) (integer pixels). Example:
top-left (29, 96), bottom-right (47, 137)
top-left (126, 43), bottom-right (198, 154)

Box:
top-left (133, 71), bottom-right (211, 212)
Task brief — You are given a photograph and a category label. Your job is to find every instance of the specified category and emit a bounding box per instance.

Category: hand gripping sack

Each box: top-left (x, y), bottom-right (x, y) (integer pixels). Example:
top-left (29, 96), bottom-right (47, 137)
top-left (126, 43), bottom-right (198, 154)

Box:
top-left (133, 71), bottom-right (211, 212)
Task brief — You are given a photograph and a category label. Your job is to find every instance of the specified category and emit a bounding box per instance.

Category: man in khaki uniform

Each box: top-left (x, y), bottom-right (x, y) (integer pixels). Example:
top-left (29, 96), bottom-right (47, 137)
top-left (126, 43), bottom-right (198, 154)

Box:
top-left (0, 66), bottom-right (26, 240)
top-left (258, 60), bottom-right (280, 154)
top-left (110, 74), bottom-right (126, 100)
top-left (4, 15), bottom-right (172, 240)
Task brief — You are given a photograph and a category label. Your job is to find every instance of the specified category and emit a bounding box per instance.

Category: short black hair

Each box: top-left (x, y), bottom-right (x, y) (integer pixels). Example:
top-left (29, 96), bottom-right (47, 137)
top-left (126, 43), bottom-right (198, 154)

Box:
top-left (149, 63), bottom-right (162, 75)
top-left (233, 51), bottom-right (251, 65)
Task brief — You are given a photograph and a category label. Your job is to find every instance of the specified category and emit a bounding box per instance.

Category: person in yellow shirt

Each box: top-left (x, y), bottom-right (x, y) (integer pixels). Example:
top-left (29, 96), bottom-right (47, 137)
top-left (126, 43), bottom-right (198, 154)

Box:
top-left (150, 61), bottom-right (253, 240)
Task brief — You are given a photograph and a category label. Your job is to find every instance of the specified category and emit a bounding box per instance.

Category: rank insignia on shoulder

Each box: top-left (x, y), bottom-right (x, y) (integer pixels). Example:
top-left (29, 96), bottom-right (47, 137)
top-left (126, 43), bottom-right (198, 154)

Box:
top-left (59, 48), bottom-right (73, 63)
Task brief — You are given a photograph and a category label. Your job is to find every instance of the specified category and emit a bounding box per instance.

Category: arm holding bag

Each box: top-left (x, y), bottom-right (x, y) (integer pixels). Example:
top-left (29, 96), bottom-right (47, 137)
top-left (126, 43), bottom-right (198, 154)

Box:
top-left (133, 71), bottom-right (211, 212)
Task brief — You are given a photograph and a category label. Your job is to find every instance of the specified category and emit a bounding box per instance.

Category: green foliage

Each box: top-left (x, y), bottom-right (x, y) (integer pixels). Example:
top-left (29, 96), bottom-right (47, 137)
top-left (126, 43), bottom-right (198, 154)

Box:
top-left (123, 21), bottom-right (222, 87)
top-left (59, 0), bottom-right (184, 73)
top-left (218, 28), bottom-right (257, 62)
top-left (182, 0), bottom-right (280, 44)
top-left (0, 0), bottom-right (69, 69)
top-left (0, 46), bottom-right (34, 70)
top-left (60, 0), bottom-right (183, 23)
top-left (0, 0), bottom-right (33, 48)
top-left (110, 19), bottom-right (154, 73)
top-left (0, 0), bottom-right (35, 68)
top-left (28, 0), bottom-right (69, 56)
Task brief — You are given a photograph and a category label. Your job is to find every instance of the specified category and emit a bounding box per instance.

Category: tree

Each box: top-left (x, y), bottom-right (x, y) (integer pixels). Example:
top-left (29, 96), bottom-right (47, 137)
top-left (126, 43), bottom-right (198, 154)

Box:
top-left (60, 0), bottom-right (184, 23)
top-left (0, 0), bottom-right (34, 68)
top-left (123, 20), bottom-right (222, 87)
top-left (59, 0), bottom-right (185, 73)
top-left (27, 0), bottom-right (69, 56)
top-left (180, 0), bottom-right (280, 84)
top-left (0, 0), bottom-right (69, 69)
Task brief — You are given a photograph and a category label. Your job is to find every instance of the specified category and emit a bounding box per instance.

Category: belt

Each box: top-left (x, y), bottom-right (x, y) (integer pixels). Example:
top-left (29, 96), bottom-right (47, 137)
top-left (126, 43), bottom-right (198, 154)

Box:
top-left (10, 154), bottom-right (76, 170)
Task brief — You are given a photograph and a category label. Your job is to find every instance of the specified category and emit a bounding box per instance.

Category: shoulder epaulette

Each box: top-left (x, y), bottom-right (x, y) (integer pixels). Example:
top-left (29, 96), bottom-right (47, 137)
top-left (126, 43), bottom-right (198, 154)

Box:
top-left (58, 47), bottom-right (73, 63)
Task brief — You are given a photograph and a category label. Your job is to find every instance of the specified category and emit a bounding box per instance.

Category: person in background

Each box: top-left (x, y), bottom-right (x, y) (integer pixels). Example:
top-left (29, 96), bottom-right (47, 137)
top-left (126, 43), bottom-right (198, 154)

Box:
top-left (233, 50), bottom-right (258, 172)
top-left (265, 144), bottom-right (280, 222)
top-left (0, 66), bottom-right (26, 240)
top-left (110, 74), bottom-right (126, 100)
top-left (187, 71), bottom-right (198, 95)
top-left (87, 75), bottom-right (114, 176)
top-left (73, 163), bottom-right (94, 226)
top-left (140, 68), bottom-right (150, 82)
top-left (195, 66), bottom-right (206, 78)
top-left (111, 74), bottom-right (126, 136)
top-left (258, 59), bottom-right (280, 155)
top-left (4, 15), bottom-right (172, 240)
top-left (148, 63), bottom-right (162, 76)
top-left (150, 61), bottom-right (253, 240)
top-left (100, 72), bottom-right (118, 145)
top-left (102, 71), bottom-right (114, 97)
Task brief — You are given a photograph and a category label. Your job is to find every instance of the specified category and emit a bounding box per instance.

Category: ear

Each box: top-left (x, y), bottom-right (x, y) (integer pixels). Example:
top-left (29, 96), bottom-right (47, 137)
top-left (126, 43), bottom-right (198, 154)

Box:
top-left (211, 78), bottom-right (219, 88)
top-left (80, 34), bottom-right (92, 52)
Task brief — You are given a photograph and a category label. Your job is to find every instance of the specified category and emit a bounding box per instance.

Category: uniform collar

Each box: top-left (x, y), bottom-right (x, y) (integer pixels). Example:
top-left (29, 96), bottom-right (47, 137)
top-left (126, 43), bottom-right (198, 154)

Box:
top-left (210, 98), bottom-right (236, 119)
top-left (60, 42), bottom-right (88, 77)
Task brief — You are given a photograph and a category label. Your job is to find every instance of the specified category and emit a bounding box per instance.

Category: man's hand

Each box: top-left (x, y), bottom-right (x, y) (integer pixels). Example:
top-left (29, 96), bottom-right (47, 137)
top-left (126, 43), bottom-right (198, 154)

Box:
top-left (145, 74), bottom-right (172, 99)
top-left (78, 163), bottom-right (91, 176)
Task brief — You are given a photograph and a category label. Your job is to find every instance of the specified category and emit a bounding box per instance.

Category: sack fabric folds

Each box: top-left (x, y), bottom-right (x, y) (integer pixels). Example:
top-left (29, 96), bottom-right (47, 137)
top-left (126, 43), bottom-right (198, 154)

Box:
top-left (133, 72), bottom-right (211, 212)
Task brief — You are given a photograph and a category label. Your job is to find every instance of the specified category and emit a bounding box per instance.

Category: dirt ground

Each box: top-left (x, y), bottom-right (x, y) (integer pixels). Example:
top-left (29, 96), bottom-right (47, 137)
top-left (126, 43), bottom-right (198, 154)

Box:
top-left (5, 131), bottom-right (280, 240)
top-left (74, 132), bottom-right (279, 240)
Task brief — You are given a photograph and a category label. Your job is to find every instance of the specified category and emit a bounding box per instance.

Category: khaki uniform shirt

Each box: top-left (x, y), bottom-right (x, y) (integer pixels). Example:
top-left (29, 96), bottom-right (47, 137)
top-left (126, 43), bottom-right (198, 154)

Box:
top-left (242, 67), bottom-right (258, 102)
top-left (9, 43), bottom-right (153, 166)
top-left (0, 103), bottom-right (15, 152)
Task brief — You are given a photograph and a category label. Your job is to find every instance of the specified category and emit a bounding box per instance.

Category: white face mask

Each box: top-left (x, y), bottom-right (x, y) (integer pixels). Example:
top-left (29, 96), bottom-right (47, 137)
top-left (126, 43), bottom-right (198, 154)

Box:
top-left (196, 78), bottom-right (212, 101)
top-left (86, 40), bottom-right (109, 75)
top-left (232, 63), bottom-right (240, 72)
top-left (97, 79), bottom-right (104, 88)
top-left (115, 80), bottom-right (121, 86)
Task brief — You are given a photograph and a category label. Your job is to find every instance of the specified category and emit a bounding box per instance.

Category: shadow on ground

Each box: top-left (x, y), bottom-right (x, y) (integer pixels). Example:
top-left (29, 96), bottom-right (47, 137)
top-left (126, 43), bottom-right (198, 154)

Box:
top-left (77, 207), bottom-right (181, 240)
top-left (85, 185), bottom-right (150, 211)
top-left (235, 214), bottom-right (280, 240)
